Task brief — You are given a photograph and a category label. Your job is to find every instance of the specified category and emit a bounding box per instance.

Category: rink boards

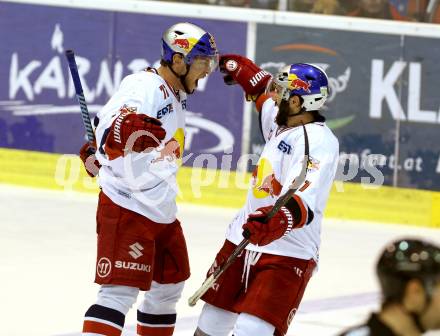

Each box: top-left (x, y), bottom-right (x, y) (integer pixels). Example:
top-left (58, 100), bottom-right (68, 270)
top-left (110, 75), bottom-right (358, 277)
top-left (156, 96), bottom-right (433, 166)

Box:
top-left (1, 0), bottom-right (440, 227)
top-left (1, 147), bottom-right (439, 227)
top-left (1, 0), bottom-right (440, 191)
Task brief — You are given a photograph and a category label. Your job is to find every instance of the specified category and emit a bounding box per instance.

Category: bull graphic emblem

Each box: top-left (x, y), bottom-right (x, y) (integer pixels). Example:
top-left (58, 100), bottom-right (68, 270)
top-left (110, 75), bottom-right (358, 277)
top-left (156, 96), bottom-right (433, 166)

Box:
top-left (151, 138), bottom-right (181, 163)
top-left (257, 173), bottom-right (282, 198)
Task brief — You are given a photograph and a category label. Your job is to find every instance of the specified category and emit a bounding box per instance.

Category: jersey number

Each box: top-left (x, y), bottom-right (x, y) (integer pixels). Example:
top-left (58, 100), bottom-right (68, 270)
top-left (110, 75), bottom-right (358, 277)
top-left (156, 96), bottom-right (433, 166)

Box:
top-left (159, 84), bottom-right (169, 100)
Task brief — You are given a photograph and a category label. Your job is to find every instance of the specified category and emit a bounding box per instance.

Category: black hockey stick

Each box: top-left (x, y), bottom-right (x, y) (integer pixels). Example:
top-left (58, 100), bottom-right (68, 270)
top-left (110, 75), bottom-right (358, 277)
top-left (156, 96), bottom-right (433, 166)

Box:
top-left (65, 49), bottom-right (95, 144)
top-left (188, 123), bottom-right (310, 307)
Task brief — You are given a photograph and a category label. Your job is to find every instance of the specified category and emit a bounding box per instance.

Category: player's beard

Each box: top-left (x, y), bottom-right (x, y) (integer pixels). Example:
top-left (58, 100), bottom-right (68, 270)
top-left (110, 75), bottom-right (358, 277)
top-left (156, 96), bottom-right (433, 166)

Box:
top-left (275, 100), bottom-right (290, 126)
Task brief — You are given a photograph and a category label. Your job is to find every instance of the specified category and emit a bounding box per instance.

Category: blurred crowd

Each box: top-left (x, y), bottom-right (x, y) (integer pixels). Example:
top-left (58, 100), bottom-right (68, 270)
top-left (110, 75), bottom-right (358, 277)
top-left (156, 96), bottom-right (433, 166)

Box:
top-left (159, 0), bottom-right (440, 23)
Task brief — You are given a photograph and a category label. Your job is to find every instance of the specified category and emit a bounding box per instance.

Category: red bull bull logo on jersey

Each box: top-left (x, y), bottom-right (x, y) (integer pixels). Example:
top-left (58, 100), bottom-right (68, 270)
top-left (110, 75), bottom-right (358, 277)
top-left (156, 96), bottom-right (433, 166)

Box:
top-left (152, 138), bottom-right (181, 163)
top-left (257, 173), bottom-right (282, 197)
top-left (288, 73), bottom-right (311, 93)
top-left (252, 158), bottom-right (283, 199)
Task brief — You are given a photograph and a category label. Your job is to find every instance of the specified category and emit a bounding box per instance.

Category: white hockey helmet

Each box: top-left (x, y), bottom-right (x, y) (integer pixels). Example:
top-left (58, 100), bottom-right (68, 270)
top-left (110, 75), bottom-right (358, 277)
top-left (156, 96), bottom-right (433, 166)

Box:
top-left (161, 22), bottom-right (219, 73)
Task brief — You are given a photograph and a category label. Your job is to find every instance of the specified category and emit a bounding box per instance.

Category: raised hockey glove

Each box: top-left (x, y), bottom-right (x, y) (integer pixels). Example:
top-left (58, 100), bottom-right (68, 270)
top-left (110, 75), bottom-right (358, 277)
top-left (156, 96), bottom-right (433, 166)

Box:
top-left (79, 142), bottom-right (101, 177)
top-left (219, 54), bottom-right (272, 100)
top-left (105, 109), bottom-right (166, 160)
top-left (243, 196), bottom-right (311, 246)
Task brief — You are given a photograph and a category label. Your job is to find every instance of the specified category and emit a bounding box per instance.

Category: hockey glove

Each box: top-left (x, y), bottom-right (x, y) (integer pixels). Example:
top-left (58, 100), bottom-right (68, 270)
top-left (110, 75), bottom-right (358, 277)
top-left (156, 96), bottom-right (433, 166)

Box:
top-left (79, 142), bottom-right (101, 177)
top-left (105, 108), bottom-right (166, 160)
top-left (219, 54), bottom-right (272, 100)
top-left (243, 196), bottom-right (311, 246)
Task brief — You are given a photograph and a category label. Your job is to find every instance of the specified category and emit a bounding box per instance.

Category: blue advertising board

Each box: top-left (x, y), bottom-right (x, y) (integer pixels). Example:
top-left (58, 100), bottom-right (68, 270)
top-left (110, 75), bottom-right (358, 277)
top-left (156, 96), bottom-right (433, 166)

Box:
top-left (0, 2), bottom-right (247, 167)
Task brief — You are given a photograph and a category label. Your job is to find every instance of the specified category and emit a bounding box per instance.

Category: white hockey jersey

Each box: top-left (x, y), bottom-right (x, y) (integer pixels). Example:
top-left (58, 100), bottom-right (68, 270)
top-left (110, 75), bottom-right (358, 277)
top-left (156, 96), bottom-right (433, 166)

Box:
top-left (95, 70), bottom-right (187, 224)
top-left (226, 98), bottom-right (339, 261)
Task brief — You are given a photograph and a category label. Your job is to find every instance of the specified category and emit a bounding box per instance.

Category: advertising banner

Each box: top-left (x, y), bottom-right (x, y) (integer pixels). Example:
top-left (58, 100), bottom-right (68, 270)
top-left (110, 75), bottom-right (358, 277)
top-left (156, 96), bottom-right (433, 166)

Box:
top-left (0, 2), bottom-right (247, 166)
top-left (252, 24), bottom-right (440, 190)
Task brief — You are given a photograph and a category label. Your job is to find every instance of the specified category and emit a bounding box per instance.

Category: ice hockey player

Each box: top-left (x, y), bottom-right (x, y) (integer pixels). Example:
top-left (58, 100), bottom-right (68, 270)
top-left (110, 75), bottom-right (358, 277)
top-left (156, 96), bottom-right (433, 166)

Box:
top-left (193, 55), bottom-right (339, 336)
top-left (78, 22), bottom-right (219, 336)
top-left (339, 238), bottom-right (440, 336)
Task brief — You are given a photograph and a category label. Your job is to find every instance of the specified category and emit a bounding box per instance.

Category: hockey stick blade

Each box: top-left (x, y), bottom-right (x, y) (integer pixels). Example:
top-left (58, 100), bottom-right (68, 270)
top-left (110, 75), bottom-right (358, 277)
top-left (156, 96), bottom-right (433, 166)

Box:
top-left (65, 49), bottom-right (95, 144)
top-left (188, 123), bottom-right (310, 307)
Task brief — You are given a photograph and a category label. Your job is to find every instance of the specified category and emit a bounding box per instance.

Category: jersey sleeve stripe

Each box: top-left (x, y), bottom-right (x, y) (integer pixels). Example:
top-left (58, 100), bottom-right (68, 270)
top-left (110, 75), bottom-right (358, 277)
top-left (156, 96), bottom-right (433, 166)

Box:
top-left (285, 194), bottom-right (309, 228)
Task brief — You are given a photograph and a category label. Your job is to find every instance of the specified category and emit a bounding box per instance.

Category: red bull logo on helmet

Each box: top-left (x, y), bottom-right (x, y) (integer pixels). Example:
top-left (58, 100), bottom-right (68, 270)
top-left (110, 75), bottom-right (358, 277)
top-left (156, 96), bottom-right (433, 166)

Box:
top-left (288, 73), bottom-right (311, 93)
top-left (172, 37), bottom-right (198, 52)
top-left (172, 38), bottom-right (190, 50)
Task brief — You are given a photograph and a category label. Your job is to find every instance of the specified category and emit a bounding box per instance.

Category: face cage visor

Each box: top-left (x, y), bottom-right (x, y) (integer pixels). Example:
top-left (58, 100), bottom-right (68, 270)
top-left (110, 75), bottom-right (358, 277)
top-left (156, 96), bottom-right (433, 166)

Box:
top-left (265, 78), bottom-right (290, 101)
top-left (187, 54), bottom-right (219, 74)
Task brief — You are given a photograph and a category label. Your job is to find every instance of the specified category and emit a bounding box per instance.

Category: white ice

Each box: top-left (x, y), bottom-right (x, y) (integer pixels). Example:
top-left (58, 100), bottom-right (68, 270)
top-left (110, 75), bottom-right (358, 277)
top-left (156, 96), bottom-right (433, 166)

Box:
top-left (1, 184), bottom-right (439, 336)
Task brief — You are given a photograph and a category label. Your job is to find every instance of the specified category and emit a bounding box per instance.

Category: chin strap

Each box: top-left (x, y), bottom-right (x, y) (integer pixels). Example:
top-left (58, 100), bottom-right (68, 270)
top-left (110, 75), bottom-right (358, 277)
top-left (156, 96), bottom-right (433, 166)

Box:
top-left (410, 312), bottom-right (426, 334)
top-left (168, 62), bottom-right (193, 94)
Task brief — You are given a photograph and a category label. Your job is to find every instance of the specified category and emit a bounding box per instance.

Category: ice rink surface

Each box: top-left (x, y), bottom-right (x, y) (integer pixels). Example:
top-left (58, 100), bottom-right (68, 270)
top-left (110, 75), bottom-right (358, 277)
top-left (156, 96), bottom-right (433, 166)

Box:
top-left (1, 184), bottom-right (439, 336)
